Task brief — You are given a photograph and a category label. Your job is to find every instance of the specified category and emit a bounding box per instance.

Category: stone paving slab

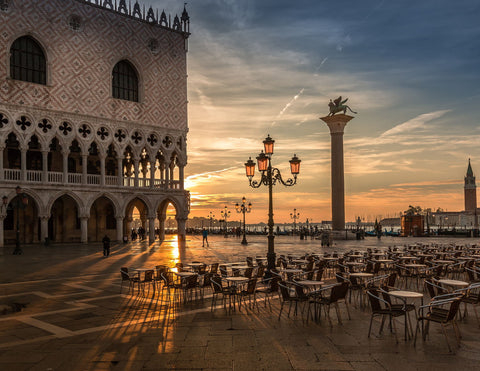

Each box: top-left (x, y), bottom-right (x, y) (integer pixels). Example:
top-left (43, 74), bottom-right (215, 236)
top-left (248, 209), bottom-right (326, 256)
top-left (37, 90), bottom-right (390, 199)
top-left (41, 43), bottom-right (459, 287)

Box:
top-left (1, 235), bottom-right (480, 369)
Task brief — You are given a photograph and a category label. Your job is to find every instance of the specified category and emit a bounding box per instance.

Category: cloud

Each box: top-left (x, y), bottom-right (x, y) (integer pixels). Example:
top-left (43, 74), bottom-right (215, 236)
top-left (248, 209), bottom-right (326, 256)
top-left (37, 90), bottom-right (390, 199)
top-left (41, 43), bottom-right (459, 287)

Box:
top-left (380, 110), bottom-right (451, 137)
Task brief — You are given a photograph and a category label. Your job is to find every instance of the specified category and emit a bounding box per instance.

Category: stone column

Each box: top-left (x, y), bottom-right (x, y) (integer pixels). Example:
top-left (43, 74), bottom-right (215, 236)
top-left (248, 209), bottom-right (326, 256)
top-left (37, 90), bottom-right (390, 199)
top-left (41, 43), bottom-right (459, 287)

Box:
top-left (179, 165), bottom-right (185, 190)
top-left (116, 216), bottom-right (124, 242)
top-left (62, 150), bottom-right (69, 184)
top-left (117, 158), bottom-right (123, 186)
top-left (20, 146), bottom-right (27, 181)
top-left (0, 215), bottom-right (5, 248)
top-left (320, 114), bottom-right (354, 231)
top-left (0, 146), bottom-right (4, 181)
top-left (176, 217), bottom-right (187, 241)
top-left (40, 215), bottom-right (49, 244)
top-left (80, 216), bottom-right (89, 244)
top-left (82, 154), bottom-right (88, 185)
top-left (158, 216), bottom-right (165, 241)
top-left (148, 216), bottom-right (156, 243)
top-left (99, 153), bottom-right (106, 186)
top-left (133, 158), bottom-right (140, 188)
top-left (42, 150), bottom-right (48, 183)
top-left (150, 160), bottom-right (155, 188)
top-left (164, 160), bottom-right (170, 190)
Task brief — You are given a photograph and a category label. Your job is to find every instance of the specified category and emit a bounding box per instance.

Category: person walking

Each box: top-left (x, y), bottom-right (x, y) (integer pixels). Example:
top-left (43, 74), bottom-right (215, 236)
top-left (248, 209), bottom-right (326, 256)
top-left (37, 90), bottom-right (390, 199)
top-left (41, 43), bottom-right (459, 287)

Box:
top-left (102, 235), bottom-right (111, 257)
top-left (202, 228), bottom-right (209, 247)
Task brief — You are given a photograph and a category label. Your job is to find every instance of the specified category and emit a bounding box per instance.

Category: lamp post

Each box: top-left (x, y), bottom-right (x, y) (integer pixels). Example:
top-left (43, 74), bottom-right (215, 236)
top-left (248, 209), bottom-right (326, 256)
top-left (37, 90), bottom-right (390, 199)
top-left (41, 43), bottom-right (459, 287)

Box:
top-left (290, 208), bottom-right (300, 235)
top-left (221, 206), bottom-right (231, 237)
top-left (235, 197), bottom-right (252, 245)
top-left (244, 134), bottom-right (301, 274)
top-left (10, 186), bottom-right (28, 255)
top-left (208, 211), bottom-right (215, 232)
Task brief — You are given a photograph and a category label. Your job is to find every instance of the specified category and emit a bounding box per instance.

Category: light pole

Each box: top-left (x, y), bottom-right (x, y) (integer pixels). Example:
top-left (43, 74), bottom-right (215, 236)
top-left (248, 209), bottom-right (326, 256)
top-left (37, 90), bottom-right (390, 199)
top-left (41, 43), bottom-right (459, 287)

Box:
top-left (10, 186), bottom-right (28, 255)
top-left (235, 197), bottom-right (252, 245)
top-left (221, 206), bottom-right (231, 238)
top-left (244, 134), bottom-right (301, 274)
top-left (290, 208), bottom-right (300, 235)
top-left (208, 211), bottom-right (215, 232)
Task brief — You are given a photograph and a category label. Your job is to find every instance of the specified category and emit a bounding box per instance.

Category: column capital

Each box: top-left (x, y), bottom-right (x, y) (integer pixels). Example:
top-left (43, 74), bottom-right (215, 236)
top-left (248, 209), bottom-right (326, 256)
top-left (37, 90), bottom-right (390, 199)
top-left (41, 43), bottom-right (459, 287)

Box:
top-left (320, 114), bottom-right (354, 134)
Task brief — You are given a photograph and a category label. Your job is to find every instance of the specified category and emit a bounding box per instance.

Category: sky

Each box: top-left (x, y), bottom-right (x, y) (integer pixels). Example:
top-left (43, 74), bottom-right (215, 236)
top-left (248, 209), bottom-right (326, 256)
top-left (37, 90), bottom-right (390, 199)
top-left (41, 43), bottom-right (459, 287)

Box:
top-left (153, 0), bottom-right (480, 224)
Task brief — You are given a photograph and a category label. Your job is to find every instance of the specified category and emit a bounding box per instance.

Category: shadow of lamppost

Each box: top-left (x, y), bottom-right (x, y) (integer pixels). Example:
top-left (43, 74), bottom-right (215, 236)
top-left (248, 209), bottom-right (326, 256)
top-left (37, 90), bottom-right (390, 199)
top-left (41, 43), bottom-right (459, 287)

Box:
top-left (244, 134), bottom-right (301, 275)
top-left (221, 206), bottom-right (231, 238)
top-left (235, 197), bottom-right (252, 245)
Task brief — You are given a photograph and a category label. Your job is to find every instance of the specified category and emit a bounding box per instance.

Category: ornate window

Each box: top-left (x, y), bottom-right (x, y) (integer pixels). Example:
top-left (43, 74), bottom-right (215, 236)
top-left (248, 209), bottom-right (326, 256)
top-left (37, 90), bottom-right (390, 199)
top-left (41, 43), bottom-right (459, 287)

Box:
top-left (112, 60), bottom-right (138, 102)
top-left (10, 36), bottom-right (46, 85)
top-left (1, 0), bottom-right (9, 12)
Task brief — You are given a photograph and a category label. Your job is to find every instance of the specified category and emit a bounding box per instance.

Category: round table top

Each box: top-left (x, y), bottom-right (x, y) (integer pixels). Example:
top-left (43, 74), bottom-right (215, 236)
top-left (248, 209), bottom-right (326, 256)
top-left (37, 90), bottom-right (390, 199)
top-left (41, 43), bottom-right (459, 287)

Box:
top-left (187, 262), bottom-right (204, 267)
top-left (225, 276), bottom-right (249, 282)
top-left (349, 272), bottom-right (373, 278)
top-left (175, 271), bottom-right (197, 277)
top-left (389, 290), bottom-right (423, 299)
top-left (437, 279), bottom-right (469, 287)
top-left (322, 257), bottom-right (339, 260)
top-left (131, 268), bottom-right (154, 272)
top-left (292, 259), bottom-right (309, 264)
top-left (398, 256), bottom-right (417, 260)
top-left (433, 260), bottom-right (455, 264)
top-left (280, 268), bottom-right (303, 273)
top-left (297, 280), bottom-right (324, 286)
top-left (375, 259), bottom-right (393, 263)
top-left (371, 252), bottom-right (386, 256)
top-left (405, 264), bottom-right (427, 268)
top-left (345, 262), bottom-right (364, 265)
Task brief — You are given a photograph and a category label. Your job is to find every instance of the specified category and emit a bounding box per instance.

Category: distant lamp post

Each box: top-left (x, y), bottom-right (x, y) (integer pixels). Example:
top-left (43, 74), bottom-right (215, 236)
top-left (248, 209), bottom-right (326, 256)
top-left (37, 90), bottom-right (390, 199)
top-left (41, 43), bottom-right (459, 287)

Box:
top-left (244, 134), bottom-right (301, 274)
top-left (208, 211), bottom-right (215, 232)
top-left (221, 206), bottom-right (231, 237)
top-left (235, 197), bottom-right (252, 245)
top-left (290, 208), bottom-right (300, 235)
top-left (11, 186), bottom-right (28, 255)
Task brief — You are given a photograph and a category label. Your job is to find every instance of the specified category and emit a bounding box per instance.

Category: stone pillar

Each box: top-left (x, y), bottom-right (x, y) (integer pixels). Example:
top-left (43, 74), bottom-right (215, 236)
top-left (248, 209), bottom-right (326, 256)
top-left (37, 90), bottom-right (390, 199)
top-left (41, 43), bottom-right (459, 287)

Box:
top-left (0, 146), bottom-right (4, 181)
top-left (80, 216), bottom-right (89, 244)
top-left (117, 158), bottom-right (123, 186)
top-left (125, 217), bottom-right (133, 240)
top-left (133, 158), bottom-right (140, 188)
top-left (20, 147), bottom-right (27, 181)
top-left (116, 216), bottom-right (124, 242)
top-left (176, 217), bottom-right (187, 241)
top-left (320, 114), bottom-right (354, 231)
top-left (148, 216), bottom-right (156, 243)
top-left (62, 150), bottom-right (69, 184)
top-left (0, 215), bottom-right (5, 248)
top-left (158, 216), bottom-right (165, 241)
top-left (164, 160), bottom-right (170, 190)
top-left (42, 150), bottom-right (48, 183)
top-left (82, 154), bottom-right (88, 185)
top-left (40, 215), bottom-right (49, 243)
top-left (179, 165), bottom-right (185, 190)
top-left (150, 160), bottom-right (155, 188)
top-left (99, 153), bottom-right (106, 187)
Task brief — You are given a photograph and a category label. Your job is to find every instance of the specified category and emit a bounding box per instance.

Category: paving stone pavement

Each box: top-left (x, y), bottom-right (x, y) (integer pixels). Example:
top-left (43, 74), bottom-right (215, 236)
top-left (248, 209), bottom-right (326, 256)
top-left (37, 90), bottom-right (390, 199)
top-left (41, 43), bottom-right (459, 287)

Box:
top-left (1, 235), bottom-right (480, 370)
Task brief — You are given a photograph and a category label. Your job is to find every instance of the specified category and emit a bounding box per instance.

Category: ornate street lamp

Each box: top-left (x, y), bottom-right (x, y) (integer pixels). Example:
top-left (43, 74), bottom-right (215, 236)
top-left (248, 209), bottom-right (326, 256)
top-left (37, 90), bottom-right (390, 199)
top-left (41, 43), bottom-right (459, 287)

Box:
top-left (208, 211), bottom-right (215, 232)
top-left (245, 134), bottom-right (301, 274)
top-left (235, 197), bottom-right (252, 245)
top-left (290, 208), bottom-right (300, 235)
top-left (220, 206), bottom-right (231, 237)
top-left (11, 186), bottom-right (28, 255)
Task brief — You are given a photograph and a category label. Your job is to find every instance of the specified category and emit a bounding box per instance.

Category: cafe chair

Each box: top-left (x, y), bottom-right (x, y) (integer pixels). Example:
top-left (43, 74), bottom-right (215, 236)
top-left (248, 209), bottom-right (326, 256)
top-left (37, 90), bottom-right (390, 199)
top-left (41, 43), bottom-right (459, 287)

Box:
top-left (366, 289), bottom-right (405, 343)
top-left (414, 296), bottom-right (463, 353)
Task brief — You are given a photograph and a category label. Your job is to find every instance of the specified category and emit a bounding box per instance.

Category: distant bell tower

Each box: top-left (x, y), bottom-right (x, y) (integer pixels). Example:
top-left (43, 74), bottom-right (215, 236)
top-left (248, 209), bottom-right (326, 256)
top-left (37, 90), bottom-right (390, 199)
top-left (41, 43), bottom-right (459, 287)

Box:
top-left (464, 158), bottom-right (477, 212)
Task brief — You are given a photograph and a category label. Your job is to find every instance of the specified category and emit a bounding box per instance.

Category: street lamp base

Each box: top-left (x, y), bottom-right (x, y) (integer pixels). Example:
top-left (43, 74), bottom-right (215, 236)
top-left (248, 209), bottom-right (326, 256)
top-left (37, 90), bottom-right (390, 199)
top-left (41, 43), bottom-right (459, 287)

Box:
top-left (241, 237), bottom-right (248, 245)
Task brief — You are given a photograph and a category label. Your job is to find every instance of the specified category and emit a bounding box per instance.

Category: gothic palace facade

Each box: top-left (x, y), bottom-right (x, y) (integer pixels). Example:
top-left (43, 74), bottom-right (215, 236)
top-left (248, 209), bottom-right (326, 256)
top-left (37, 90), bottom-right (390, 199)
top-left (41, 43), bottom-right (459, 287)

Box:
top-left (0, 0), bottom-right (191, 246)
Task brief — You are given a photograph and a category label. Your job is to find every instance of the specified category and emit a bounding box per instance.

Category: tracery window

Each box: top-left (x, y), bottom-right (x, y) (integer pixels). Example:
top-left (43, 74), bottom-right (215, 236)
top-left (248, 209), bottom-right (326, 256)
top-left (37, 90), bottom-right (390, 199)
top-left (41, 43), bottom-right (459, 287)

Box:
top-left (112, 60), bottom-right (139, 102)
top-left (10, 36), bottom-right (46, 85)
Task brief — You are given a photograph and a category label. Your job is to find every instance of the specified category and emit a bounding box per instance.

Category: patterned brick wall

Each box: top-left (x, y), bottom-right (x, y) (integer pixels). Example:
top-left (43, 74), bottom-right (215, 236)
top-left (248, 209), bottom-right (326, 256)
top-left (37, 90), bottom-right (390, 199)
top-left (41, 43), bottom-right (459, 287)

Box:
top-left (0, 0), bottom-right (188, 132)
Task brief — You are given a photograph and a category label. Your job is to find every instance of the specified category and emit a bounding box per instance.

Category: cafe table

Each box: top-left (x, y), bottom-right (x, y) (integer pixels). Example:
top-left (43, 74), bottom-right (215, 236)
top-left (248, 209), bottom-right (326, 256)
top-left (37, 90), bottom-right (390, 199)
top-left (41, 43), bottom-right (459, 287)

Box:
top-left (437, 279), bottom-right (469, 290)
top-left (388, 290), bottom-right (424, 340)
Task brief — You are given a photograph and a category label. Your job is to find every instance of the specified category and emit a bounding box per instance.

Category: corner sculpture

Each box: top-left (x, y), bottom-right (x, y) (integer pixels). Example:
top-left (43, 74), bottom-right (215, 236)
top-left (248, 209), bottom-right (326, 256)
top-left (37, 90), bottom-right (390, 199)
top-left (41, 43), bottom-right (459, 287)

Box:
top-left (328, 96), bottom-right (357, 116)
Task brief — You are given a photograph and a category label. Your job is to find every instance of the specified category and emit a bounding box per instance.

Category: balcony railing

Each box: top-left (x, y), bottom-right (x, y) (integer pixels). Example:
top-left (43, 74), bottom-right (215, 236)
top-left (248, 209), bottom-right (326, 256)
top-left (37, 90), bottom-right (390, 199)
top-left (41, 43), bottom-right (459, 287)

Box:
top-left (2, 169), bottom-right (181, 190)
